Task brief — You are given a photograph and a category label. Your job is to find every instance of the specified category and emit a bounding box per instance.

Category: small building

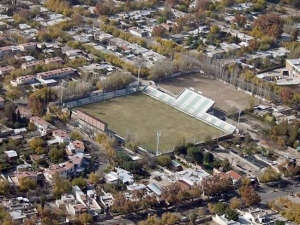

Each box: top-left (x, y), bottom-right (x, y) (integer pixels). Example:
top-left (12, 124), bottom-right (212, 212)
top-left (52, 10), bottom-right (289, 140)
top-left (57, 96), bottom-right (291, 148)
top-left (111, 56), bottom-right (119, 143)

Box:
top-left (30, 116), bottom-right (53, 136)
top-left (105, 167), bottom-right (134, 184)
top-left (19, 42), bottom-right (37, 51)
top-left (21, 60), bottom-right (43, 70)
top-left (226, 170), bottom-right (242, 185)
top-left (17, 107), bottom-right (32, 119)
top-left (9, 171), bottom-right (39, 185)
top-left (43, 164), bottom-right (68, 181)
top-left (0, 65), bottom-right (15, 76)
top-left (53, 129), bottom-right (70, 143)
top-left (36, 67), bottom-right (76, 80)
top-left (66, 140), bottom-right (85, 156)
top-left (15, 75), bottom-right (36, 85)
top-left (4, 150), bottom-right (18, 161)
top-left (147, 183), bottom-right (162, 196)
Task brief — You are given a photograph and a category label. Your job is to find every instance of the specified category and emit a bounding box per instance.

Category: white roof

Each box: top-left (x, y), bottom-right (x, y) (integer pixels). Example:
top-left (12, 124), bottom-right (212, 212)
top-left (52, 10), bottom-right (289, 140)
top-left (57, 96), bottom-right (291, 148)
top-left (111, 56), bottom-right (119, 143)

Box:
top-left (5, 150), bottom-right (18, 158)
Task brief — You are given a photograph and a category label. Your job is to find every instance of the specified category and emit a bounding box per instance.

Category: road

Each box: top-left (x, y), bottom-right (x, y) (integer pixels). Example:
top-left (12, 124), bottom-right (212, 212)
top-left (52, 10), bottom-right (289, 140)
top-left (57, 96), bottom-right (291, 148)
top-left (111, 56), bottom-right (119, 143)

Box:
top-left (257, 180), bottom-right (300, 204)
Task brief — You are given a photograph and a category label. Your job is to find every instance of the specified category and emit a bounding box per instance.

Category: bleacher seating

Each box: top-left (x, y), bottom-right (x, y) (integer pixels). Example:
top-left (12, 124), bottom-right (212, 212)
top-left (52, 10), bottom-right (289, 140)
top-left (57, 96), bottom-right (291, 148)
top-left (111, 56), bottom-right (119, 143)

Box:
top-left (143, 86), bottom-right (236, 134)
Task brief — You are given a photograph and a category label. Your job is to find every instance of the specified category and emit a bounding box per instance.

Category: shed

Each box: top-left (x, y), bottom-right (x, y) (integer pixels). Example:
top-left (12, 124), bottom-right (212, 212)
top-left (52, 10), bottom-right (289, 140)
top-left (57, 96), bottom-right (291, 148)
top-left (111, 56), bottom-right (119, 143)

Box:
top-left (147, 183), bottom-right (162, 196)
top-left (4, 150), bottom-right (18, 160)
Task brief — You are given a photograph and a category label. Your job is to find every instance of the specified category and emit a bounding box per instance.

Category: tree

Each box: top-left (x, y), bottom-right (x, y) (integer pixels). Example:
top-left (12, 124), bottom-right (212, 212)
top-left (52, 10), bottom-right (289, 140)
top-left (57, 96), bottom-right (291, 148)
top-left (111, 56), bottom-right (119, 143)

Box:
top-left (53, 173), bottom-right (72, 198)
top-left (275, 220), bottom-right (285, 225)
top-left (187, 147), bottom-right (203, 165)
top-left (252, 13), bottom-right (283, 38)
top-left (258, 167), bottom-right (281, 184)
top-left (70, 131), bottom-right (83, 140)
top-left (19, 177), bottom-right (37, 192)
top-left (239, 185), bottom-right (261, 206)
top-left (220, 158), bottom-right (232, 171)
top-left (201, 175), bottom-right (232, 196)
top-left (29, 137), bottom-right (45, 152)
top-left (77, 213), bottom-right (92, 225)
top-left (156, 154), bottom-right (172, 167)
top-left (278, 160), bottom-right (300, 178)
top-left (88, 172), bottom-right (101, 184)
top-left (139, 212), bottom-right (179, 225)
top-left (40, 194), bottom-right (46, 210)
top-left (5, 87), bottom-right (22, 100)
top-left (189, 212), bottom-right (198, 225)
top-left (204, 152), bottom-right (214, 163)
top-left (161, 184), bottom-right (181, 205)
top-left (229, 197), bottom-right (242, 210)
top-left (161, 212), bottom-right (180, 224)
top-left (96, 71), bottom-right (134, 92)
top-left (48, 148), bottom-right (65, 163)
top-left (152, 25), bottom-right (166, 37)
top-left (72, 177), bottom-right (87, 189)
top-left (0, 180), bottom-right (9, 195)
top-left (28, 122), bottom-right (36, 131)
top-left (225, 208), bottom-right (239, 221)
top-left (234, 14), bottom-right (246, 28)
top-left (279, 87), bottom-right (294, 106)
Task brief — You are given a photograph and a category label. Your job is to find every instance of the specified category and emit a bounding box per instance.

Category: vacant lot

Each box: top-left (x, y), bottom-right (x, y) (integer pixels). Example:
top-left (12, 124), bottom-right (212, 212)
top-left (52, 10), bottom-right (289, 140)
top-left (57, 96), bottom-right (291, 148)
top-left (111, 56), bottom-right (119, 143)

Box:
top-left (79, 93), bottom-right (222, 152)
top-left (160, 74), bottom-right (258, 113)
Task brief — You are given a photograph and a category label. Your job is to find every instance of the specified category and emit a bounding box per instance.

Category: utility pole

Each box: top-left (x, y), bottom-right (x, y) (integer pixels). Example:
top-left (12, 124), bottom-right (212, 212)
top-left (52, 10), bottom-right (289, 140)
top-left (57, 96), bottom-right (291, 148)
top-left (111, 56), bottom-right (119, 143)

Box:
top-left (156, 131), bottom-right (161, 156)
top-left (138, 64), bottom-right (141, 90)
top-left (60, 83), bottom-right (63, 108)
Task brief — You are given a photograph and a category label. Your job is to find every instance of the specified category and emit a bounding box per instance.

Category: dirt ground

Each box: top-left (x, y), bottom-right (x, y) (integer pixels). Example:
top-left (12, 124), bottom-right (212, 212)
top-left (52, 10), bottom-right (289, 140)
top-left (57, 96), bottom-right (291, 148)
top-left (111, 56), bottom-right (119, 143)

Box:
top-left (160, 74), bottom-right (259, 113)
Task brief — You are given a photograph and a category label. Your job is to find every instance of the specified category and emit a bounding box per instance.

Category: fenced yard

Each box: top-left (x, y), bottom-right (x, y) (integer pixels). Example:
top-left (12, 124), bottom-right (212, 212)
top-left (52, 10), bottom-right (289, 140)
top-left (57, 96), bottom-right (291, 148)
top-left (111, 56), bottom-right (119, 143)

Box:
top-left (79, 93), bottom-right (223, 152)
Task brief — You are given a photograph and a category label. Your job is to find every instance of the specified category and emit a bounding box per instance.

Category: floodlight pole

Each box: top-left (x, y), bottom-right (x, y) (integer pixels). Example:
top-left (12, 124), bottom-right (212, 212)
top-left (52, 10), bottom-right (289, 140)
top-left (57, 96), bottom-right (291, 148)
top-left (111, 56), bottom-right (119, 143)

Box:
top-left (156, 131), bottom-right (161, 156)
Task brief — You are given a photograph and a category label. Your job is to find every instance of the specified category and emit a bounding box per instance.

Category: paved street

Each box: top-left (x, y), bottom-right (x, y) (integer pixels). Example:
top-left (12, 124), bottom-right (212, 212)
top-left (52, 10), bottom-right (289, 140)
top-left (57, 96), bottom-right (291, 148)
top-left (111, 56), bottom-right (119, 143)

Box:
top-left (96, 217), bottom-right (135, 225)
top-left (258, 180), bottom-right (300, 204)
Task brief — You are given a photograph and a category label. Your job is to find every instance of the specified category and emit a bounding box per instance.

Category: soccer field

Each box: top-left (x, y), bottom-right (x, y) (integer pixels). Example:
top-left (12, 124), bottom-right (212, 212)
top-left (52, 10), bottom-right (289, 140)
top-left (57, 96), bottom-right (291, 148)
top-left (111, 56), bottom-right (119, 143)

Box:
top-left (79, 93), bottom-right (223, 152)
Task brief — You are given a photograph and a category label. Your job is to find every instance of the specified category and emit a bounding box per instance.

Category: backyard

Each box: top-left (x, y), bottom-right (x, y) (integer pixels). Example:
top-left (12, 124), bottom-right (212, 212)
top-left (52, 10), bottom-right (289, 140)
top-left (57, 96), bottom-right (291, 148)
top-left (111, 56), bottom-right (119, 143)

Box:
top-left (79, 93), bottom-right (223, 152)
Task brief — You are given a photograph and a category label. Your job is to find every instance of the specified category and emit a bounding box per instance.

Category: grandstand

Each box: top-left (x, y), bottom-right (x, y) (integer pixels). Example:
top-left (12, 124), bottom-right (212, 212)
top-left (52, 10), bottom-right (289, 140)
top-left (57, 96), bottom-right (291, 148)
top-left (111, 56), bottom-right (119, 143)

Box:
top-left (143, 86), bottom-right (236, 134)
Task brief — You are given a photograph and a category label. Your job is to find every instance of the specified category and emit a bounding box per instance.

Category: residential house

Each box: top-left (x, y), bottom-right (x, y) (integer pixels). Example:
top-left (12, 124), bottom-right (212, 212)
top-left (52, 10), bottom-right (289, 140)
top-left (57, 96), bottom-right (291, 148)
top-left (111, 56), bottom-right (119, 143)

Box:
top-left (226, 170), bottom-right (242, 185)
top-left (127, 183), bottom-right (147, 191)
top-left (43, 164), bottom-right (68, 181)
top-left (212, 214), bottom-right (238, 225)
top-left (73, 185), bottom-right (102, 215)
top-left (30, 116), bottom-right (53, 136)
top-left (8, 171), bottom-right (38, 186)
top-left (286, 58), bottom-right (300, 78)
top-left (4, 150), bottom-right (18, 161)
top-left (44, 57), bottom-right (63, 65)
top-left (175, 168), bottom-right (211, 187)
top-left (66, 140), bottom-right (85, 156)
top-left (0, 97), bottom-right (4, 109)
top-left (100, 192), bottom-right (114, 209)
top-left (36, 67), bottom-right (76, 80)
top-left (53, 129), bottom-right (70, 143)
top-left (56, 193), bottom-right (75, 209)
top-left (14, 75), bottom-right (36, 85)
top-left (3, 197), bottom-right (38, 224)
top-left (19, 42), bottom-right (37, 51)
top-left (146, 183), bottom-right (162, 196)
top-left (0, 65), bottom-right (15, 76)
top-left (16, 107), bottom-right (32, 119)
top-left (66, 202), bottom-right (88, 216)
top-left (29, 154), bottom-right (45, 164)
top-left (21, 60), bottom-right (43, 70)
top-left (0, 45), bottom-right (13, 57)
top-left (104, 167), bottom-right (134, 184)
top-left (68, 155), bottom-right (85, 175)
